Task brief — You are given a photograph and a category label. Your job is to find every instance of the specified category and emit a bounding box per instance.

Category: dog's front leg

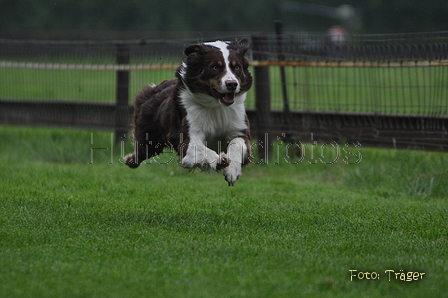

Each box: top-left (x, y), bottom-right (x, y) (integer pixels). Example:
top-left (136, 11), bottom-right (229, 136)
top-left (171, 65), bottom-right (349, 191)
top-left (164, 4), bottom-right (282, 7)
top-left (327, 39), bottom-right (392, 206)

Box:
top-left (181, 137), bottom-right (229, 171)
top-left (223, 137), bottom-right (249, 186)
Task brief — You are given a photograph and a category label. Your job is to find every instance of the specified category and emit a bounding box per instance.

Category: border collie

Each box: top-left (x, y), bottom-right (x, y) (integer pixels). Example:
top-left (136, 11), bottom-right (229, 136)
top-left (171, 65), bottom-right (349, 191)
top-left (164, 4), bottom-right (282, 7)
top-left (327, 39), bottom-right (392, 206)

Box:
top-left (124, 38), bottom-right (253, 186)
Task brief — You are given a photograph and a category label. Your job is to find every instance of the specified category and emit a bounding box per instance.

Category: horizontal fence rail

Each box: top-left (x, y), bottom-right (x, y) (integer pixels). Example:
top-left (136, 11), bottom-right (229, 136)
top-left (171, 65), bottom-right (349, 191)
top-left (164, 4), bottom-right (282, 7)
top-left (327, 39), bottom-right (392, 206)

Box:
top-left (251, 60), bottom-right (448, 67)
top-left (0, 61), bottom-right (180, 71)
top-left (2, 59), bottom-right (448, 70)
top-left (1, 32), bottom-right (448, 152)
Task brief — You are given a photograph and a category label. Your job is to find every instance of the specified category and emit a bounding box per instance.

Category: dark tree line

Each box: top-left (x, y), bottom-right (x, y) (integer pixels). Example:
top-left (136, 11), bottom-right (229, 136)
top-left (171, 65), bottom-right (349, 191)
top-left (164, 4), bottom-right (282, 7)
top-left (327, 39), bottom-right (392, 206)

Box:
top-left (1, 0), bottom-right (447, 38)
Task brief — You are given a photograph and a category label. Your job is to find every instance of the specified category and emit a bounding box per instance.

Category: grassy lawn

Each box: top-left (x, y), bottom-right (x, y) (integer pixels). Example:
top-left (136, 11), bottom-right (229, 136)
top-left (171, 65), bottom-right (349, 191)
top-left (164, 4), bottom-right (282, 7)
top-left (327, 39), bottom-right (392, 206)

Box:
top-left (1, 61), bottom-right (447, 115)
top-left (268, 65), bottom-right (448, 115)
top-left (0, 68), bottom-right (172, 103)
top-left (1, 126), bottom-right (447, 297)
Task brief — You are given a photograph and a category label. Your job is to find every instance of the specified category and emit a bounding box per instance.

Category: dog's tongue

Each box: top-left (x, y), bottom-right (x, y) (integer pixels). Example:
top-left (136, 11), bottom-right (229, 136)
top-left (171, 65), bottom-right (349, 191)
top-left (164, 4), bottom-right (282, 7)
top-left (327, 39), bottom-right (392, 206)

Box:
top-left (221, 93), bottom-right (235, 105)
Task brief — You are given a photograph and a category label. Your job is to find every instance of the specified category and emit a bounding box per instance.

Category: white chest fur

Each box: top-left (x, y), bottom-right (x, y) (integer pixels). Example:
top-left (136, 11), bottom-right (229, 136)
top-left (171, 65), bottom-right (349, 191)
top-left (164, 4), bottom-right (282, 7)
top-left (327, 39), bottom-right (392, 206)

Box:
top-left (179, 90), bottom-right (248, 141)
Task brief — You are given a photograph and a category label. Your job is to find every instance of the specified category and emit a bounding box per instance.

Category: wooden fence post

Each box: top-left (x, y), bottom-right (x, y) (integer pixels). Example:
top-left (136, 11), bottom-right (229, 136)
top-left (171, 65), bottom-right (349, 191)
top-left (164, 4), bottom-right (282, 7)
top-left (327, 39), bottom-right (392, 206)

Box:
top-left (115, 43), bottom-right (130, 144)
top-left (275, 20), bottom-right (293, 141)
top-left (251, 35), bottom-right (272, 162)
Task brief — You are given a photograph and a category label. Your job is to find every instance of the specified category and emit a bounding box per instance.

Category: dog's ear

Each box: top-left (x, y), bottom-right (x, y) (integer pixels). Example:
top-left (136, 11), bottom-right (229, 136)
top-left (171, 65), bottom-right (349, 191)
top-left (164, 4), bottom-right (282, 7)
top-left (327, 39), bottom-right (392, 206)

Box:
top-left (237, 38), bottom-right (250, 50)
top-left (230, 38), bottom-right (250, 56)
top-left (184, 44), bottom-right (206, 57)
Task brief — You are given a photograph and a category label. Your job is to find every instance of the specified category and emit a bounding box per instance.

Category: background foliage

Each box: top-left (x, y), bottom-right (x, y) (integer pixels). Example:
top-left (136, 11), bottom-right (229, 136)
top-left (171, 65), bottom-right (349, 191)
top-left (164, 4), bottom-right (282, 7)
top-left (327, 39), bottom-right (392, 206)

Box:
top-left (1, 0), bottom-right (448, 38)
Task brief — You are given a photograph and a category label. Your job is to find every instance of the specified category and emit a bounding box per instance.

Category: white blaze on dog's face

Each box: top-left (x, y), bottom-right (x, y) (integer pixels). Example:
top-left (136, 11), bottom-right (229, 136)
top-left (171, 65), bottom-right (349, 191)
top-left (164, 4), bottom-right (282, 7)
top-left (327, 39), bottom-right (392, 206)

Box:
top-left (203, 41), bottom-right (240, 105)
top-left (178, 39), bottom-right (252, 106)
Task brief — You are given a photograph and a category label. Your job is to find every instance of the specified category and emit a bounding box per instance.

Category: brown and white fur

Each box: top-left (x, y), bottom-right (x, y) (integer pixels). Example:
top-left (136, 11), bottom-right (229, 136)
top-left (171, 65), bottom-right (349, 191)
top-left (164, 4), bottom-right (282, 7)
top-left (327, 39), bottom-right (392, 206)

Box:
top-left (124, 38), bottom-right (253, 186)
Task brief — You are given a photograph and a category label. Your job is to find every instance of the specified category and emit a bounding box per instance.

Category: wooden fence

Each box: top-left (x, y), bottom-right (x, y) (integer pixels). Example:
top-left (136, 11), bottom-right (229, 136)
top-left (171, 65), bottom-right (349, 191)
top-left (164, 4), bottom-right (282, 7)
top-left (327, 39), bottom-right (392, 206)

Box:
top-left (1, 31), bottom-right (447, 157)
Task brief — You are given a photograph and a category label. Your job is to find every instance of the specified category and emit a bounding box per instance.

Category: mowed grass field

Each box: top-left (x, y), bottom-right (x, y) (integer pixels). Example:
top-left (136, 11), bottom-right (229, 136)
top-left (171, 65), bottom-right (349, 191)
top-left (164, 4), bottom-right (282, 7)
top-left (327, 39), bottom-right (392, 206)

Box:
top-left (1, 62), bottom-right (447, 115)
top-left (1, 126), bottom-right (447, 297)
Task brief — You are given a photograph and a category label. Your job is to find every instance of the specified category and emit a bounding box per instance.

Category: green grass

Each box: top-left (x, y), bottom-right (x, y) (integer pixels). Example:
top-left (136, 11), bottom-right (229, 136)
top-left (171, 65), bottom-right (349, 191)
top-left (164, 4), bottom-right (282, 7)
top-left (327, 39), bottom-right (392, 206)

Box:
top-left (1, 62), bottom-right (447, 115)
top-left (268, 65), bottom-right (448, 115)
top-left (1, 126), bottom-right (447, 297)
top-left (0, 68), bottom-right (173, 103)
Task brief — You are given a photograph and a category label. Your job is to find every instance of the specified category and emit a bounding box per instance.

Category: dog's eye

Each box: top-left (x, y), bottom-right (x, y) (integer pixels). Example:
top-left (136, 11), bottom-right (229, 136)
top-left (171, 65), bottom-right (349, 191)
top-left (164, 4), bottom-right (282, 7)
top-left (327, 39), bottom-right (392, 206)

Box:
top-left (234, 65), bottom-right (241, 71)
top-left (211, 65), bottom-right (220, 71)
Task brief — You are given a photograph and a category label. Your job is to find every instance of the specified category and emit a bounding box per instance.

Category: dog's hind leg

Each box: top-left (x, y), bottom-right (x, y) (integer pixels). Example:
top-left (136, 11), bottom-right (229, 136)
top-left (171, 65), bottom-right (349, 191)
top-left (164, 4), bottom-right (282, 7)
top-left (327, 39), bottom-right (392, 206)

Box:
top-left (124, 129), bottom-right (164, 168)
top-left (124, 144), bottom-right (145, 168)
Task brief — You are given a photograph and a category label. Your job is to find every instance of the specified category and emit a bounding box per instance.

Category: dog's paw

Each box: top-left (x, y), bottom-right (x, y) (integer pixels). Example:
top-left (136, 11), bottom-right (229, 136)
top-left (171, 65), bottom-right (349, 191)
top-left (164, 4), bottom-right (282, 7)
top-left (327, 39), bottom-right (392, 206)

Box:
top-left (181, 149), bottom-right (225, 172)
top-left (124, 153), bottom-right (140, 168)
top-left (181, 154), bottom-right (211, 171)
top-left (181, 154), bottom-right (196, 169)
top-left (215, 152), bottom-right (230, 171)
top-left (223, 164), bottom-right (242, 186)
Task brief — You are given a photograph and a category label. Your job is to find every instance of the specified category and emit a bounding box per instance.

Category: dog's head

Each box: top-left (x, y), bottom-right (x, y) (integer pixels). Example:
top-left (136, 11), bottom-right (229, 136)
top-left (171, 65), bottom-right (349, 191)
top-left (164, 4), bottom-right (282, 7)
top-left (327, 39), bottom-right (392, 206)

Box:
top-left (177, 38), bottom-right (253, 106)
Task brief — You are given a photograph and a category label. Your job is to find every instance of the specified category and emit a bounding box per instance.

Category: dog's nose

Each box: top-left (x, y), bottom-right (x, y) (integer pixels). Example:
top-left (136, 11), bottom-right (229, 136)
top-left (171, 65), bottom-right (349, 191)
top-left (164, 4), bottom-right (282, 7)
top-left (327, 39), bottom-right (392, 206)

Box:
top-left (225, 80), bottom-right (238, 92)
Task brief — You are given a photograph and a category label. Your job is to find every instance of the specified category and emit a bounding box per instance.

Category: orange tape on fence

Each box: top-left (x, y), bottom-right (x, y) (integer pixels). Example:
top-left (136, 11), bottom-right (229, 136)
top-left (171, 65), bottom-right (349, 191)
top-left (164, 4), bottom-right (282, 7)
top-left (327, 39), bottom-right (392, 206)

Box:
top-left (0, 61), bottom-right (180, 71)
top-left (250, 60), bottom-right (448, 67)
top-left (1, 60), bottom-right (448, 70)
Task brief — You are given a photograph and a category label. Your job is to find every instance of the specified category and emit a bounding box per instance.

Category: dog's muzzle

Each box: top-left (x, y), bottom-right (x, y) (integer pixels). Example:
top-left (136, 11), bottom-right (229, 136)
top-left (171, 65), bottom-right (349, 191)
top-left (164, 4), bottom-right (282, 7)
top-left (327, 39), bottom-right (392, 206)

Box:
top-left (220, 80), bottom-right (239, 106)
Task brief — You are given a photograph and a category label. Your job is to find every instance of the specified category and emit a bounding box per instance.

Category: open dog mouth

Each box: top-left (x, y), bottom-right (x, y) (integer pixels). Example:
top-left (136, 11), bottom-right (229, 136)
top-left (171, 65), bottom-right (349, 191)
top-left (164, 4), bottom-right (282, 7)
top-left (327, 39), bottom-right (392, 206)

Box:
top-left (220, 93), bottom-right (236, 106)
